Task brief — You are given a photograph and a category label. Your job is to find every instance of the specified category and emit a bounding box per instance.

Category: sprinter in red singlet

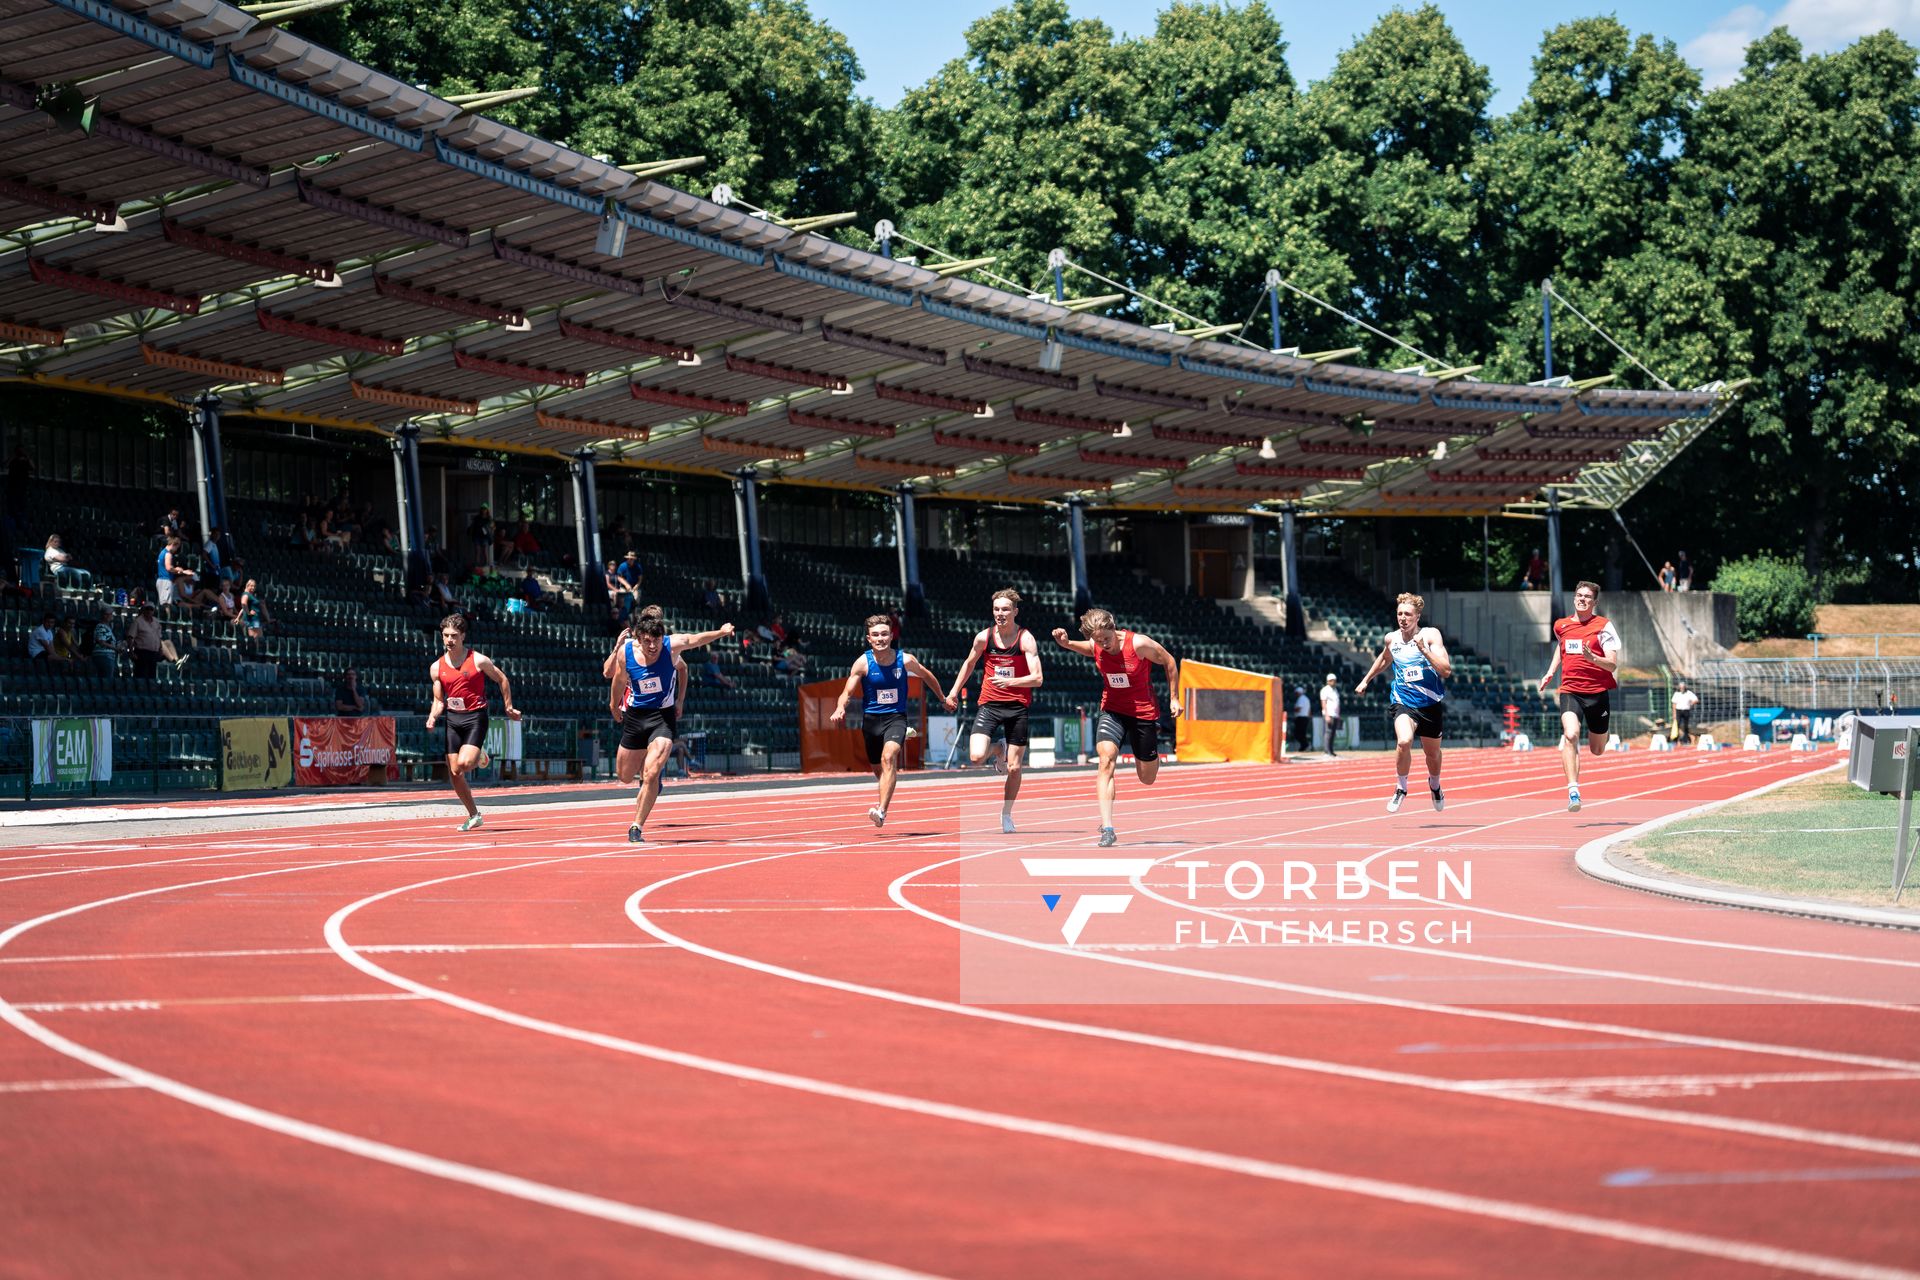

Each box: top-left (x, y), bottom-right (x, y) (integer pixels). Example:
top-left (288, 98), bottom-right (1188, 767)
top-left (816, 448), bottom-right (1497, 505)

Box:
top-left (1539, 579), bottom-right (1622, 812)
top-left (944, 587), bottom-right (1044, 833)
top-left (1051, 607), bottom-right (1180, 847)
top-left (423, 612), bottom-right (519, 832)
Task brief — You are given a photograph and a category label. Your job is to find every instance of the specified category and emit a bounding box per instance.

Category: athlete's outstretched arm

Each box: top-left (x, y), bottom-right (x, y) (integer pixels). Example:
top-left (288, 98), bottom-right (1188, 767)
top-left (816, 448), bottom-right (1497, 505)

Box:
top-left (903, 653), bottom-right (953, 708)
top-left (669, 622), bottom-right (735, 651)
top-left (1135, 634), bottom-right (1182, 717)
top-left (426, 668), bottom-right (445, 729)
top-left (828, 659), bottom-right (863, 725)
top-left (1050, 627), bottom-right (1097, 658)
top-left (475, 653), bottom-right (520, 719)
top-left (1354, 641), bottom-right (1391, 694)
top-left (1417, 628), bottom-right (1454, 680)
top-left (1538, 642), bottom-right (1563, 694)
top-left (945, 633), bottom-right (988, 704)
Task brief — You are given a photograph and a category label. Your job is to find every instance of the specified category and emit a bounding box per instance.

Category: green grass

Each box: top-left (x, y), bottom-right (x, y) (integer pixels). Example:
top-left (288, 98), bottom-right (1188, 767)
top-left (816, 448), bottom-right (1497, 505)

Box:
top-left (1617, 775), bottom-right (1918, 908)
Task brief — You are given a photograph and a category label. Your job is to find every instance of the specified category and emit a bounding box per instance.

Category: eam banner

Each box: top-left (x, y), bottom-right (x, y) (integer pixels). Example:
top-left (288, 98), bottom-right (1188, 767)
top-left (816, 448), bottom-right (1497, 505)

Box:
top-left (30, 718), bottom-right (112, 786)
top-left (293, 717), bottom-right (396, 786)
top-left (220, 717), bottom-right (292, 791)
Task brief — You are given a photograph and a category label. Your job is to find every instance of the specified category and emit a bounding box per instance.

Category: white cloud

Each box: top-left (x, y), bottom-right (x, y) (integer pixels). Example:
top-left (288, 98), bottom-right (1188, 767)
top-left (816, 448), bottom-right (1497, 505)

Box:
top-left (1683, 0), bottom-right (1920, 87)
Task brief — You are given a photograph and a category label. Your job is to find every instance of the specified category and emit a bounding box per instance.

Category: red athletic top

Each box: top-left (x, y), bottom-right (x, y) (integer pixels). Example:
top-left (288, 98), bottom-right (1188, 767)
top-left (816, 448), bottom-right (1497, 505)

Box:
top-left (1552, 614), bottom-right (1620, 695)
top-left (434, 649), bottom-right (489, 713)
top-left (1094, 630), bottom-right (1159, 719)
top-left (979, 627), bottom-right (1033, 706)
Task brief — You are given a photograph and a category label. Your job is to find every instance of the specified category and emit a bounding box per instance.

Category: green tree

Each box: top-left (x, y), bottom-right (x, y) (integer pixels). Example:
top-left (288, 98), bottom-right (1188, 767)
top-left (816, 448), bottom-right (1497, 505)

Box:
top-left (303, 0), bottom-right (880, 216)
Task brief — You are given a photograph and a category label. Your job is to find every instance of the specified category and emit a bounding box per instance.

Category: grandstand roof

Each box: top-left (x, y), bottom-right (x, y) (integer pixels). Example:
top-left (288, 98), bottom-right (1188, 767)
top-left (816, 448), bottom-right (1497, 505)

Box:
top-left (0, 0), bottom-right (1734, 516)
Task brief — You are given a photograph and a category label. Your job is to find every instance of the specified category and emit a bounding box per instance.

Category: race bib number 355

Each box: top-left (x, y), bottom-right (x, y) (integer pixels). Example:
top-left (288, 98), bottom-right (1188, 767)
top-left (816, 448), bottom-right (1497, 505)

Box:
top-left (875, 687), bottom-right (899, 705)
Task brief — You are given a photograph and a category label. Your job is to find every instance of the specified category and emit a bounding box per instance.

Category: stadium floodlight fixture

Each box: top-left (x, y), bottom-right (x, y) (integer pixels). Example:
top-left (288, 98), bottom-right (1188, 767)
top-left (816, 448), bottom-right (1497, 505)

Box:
top-left (1038, 328), bottom-right (1065, 373)
top-left (1258, 438), bottom-right (1277, 460)
top-left (594, 198), bottom-right (628, 258)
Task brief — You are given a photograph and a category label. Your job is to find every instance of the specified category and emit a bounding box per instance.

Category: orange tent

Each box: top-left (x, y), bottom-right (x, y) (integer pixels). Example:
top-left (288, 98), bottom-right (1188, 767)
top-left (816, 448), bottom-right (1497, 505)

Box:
top-left (798, 675), bottom-right (928, 773)
top-left (1176, 660), bottom-right (1284, 763)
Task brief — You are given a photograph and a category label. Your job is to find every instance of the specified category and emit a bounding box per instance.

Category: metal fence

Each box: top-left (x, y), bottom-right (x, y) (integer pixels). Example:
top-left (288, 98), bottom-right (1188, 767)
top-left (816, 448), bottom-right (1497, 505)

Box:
top-left (0, 714), bottom-right (800, 803)
top-left (1689, 659), bottom-right (1920, 727)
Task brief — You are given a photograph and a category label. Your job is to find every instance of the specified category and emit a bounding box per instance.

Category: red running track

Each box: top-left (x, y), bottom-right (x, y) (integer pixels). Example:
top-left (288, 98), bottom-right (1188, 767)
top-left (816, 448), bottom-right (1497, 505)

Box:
top-left (2, 747), bottom-right (1917, 1279)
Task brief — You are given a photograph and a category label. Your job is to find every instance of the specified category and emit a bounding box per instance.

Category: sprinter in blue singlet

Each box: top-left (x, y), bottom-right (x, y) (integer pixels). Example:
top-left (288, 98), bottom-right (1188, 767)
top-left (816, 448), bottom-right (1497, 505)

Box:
top-left (1354, 592), bottom-right (1455, 814)
top-left (602, 605), bottom-right (734, 844)
top-left (828, 613), bottom-right (954, 829)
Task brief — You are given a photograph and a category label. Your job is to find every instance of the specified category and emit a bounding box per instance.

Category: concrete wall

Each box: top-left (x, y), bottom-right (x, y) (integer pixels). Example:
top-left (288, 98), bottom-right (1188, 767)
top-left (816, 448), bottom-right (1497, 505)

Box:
top-left (1422, 589), bottom-right (1736, 677)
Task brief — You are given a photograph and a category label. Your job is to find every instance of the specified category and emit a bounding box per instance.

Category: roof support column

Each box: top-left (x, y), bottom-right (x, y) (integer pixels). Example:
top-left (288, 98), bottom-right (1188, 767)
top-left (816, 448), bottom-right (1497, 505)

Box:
top-left (390, 422), bottom-right (433, 592)
top-left (188, 392), bottom-right (230, 562)
top-left (895, 484), bottom-right (924, 619)
top-left (1281, 504), bottom-right (1305, 639)
top-left (1541, 278), bottom-right (1554, 382)
top-left (1066, 494), bottom-right (1092, 615)
top-left (1546, 486), bottom-right (1565, 623)
top-left (732, 468), bottom-right (769, 615)
top-left (571, 450), bottom-right (606, 618)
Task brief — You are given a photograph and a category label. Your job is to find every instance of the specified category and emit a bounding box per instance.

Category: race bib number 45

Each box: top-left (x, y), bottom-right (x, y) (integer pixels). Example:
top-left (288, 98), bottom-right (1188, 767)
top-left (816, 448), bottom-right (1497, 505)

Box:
top-left (446, 695), bottom-right (468, 711)
top-left (1105, 672), bottom-right (1131, 688)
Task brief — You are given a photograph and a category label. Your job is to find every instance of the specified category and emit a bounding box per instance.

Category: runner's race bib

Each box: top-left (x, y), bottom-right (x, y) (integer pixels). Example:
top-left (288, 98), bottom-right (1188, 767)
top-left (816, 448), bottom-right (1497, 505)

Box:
top-left (875, 687), bottom-right (899, 706)
top-left (446, 695), bottom-right (468, 711)
top-left (638, 676), bottom-right (663, 696)
top-left (1105, 672), bottom-right (1131, 688)
top-left (1564, 638), bottom-right (1586, 655)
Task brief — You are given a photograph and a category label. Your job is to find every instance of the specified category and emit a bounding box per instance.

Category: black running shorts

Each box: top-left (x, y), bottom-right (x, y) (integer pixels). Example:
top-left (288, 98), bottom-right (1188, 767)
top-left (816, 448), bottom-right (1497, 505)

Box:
top-left (971, 700), bottom-right (1031, 747)
top-left (862, 711), bottom-right (909, 765)
top-left (1094, 710), bottom-right (1160, 762)
top-left (1390, 700), bottom-right (1445, 741)
top-left (1560, 690), bottom-right (1611, 736)
top-left (443, 709), bottom-right (489, 756)
top-left (621, 705), bottom-right (678, 750)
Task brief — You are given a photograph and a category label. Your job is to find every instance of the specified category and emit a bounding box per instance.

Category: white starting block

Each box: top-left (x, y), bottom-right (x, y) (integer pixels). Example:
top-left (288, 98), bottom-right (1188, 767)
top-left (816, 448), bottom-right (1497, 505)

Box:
top-left (1697, 733), bottom-right (1718, 751)
top-left (1650, 735), bottom-right (1674, 752)
top-left (1742, 733), bottom-right (1764, 751)
top-left (1511, 733), bottom-right (1532, 752)
top-left (1608, 732), bottom-right (1626, 752)
top-left (1791, 733), bottom-right (1815, 752)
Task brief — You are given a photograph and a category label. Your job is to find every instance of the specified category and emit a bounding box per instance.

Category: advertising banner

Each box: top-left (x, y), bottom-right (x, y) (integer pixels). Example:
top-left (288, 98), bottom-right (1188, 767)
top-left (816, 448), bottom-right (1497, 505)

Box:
top-left (30, 718), bottom-right (112, 786)
top-left (220, 717), bottom-right (292, 791)
top-left (293, 716), bottom-right (397, 786)
top-left (482, 717), bottom-right (524, 763)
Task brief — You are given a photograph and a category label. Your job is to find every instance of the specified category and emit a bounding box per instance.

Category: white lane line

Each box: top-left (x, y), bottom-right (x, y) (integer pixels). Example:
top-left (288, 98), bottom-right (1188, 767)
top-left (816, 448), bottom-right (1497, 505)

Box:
top-left (0, 943), bottom-right (674, 965)
top-left (629, 848), bottom-right (1920, 1161)
top-left (1457, 1071), bottom-right (1920, 1093)
top-left (14, 993), bottom-right (424, 1012)
top-left (0, 1076), bottom-right (143, 1094)
top-left (318, 858), bottom-right (1920, 1280)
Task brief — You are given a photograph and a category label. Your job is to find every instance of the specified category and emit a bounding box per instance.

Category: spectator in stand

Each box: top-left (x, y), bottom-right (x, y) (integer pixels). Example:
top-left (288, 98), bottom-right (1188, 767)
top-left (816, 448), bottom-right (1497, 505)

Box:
top-left (155, 536), bottom-right (191, 615)
top-left (1675, 550), bottom-right (1694, 592)
top-left (1521, 549), bottom-right (1546, 590)
top-left (1658, 560), bottom-right (1677, 592)
top-left (49, 615), bottom-right (79, 672)
top-left (320, 510), bottom-right (352, 552)
top-left (238, 579), bottom-right (270, 642)
top-left (1319, 673), bottom-right (1342, 756)
top-left (430, 573), bottom-right (459, 612)
top-left (27, 611), bottom-right (54, 664)
top-left (774, 645), bottom-right (808, 678)
top-left (160, 506), bottom-right (185, 539)
top-left (89, 606), bottom-right (120, 678)
top-left (128, 603), bottom-right (162, 679)
top-left (467, 505), bottom-right (493, 571)
top-left (518, 573), bottom-right (551, 612)
top-left (512, 519), bottom-right (540, 563)
top-left (1671, 680), bottom-right (1699, 744)
top-left (614, 550), bottom-right (644, 615)
top-left (42, 533), bottom-right (90, 591)
top-left (702, 578), bottom-right (729, 616)
top-left (334, 667), bottom-right (367, 718)
top-left (699, 652), bottom-right (737, 691)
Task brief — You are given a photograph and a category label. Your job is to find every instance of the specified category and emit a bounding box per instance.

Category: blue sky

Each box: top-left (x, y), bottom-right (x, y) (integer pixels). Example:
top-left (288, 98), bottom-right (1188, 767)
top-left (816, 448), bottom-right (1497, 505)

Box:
top-left (810, 0), bottom-right (1920, 112)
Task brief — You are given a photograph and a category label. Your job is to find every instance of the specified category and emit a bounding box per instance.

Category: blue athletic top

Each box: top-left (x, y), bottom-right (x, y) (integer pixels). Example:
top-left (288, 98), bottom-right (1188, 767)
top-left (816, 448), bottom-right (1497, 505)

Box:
top-left (1388, 630), bottom-right (1446, 708)
top-left (155, 547), bottom-right (169, 579)
top-left (622, 635), bottom-right (675, 710)
top-left (861, 649), bottom-right (908, 717)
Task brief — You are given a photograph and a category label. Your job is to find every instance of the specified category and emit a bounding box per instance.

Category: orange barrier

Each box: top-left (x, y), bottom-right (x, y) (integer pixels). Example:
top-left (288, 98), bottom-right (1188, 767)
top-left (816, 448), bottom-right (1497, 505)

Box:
top-left (1176, 660), bottom-right (1284, 763)
top-left (798, 675), bottom-right (927, 773)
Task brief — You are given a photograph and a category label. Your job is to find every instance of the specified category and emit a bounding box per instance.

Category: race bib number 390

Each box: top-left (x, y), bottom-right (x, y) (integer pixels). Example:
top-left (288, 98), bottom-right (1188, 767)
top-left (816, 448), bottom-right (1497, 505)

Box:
top-left (1105, 672), bottom-right (1131, 688)
top-left (1564, 638), bottom-right (1586, 655)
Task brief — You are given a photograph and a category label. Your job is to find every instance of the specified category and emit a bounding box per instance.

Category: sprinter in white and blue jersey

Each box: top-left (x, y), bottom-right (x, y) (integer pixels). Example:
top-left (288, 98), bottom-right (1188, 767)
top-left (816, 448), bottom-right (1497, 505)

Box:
top-left (1354, 592), bottom-right (1454, 814)
top-left (602, 605), bottom-right (733, 843)
top-left (829, 613), bottom-right (953, 829)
